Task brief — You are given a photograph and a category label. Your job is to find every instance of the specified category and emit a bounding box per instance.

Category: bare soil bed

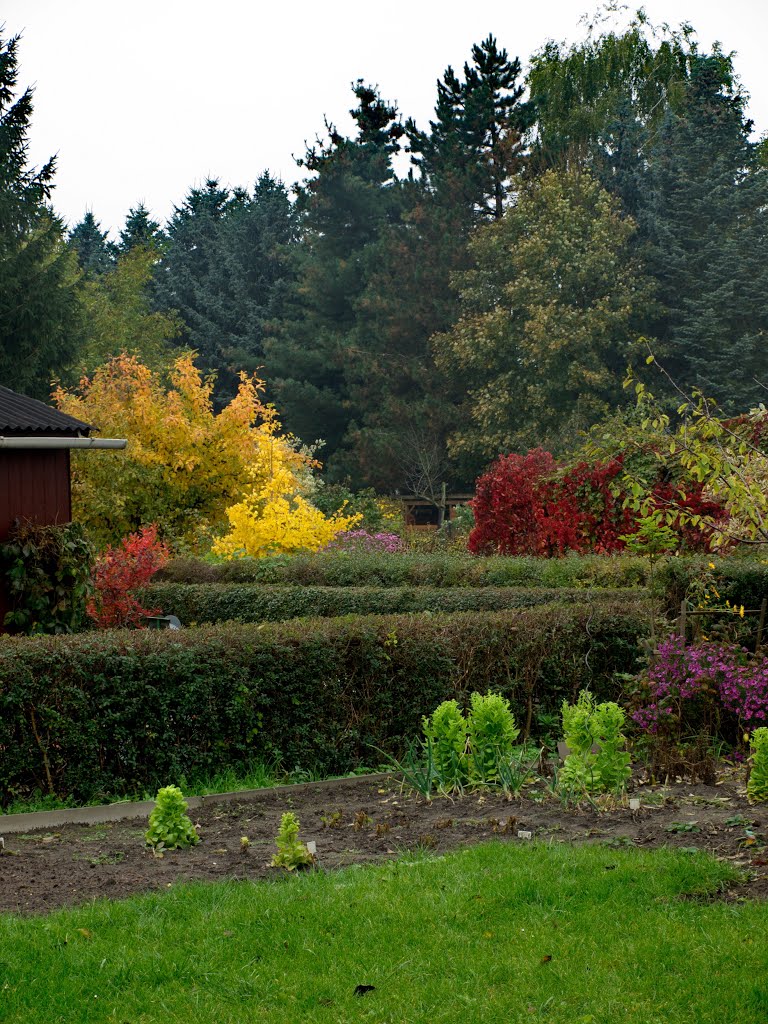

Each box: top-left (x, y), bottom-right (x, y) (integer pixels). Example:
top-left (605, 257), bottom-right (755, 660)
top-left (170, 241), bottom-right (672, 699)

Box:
top-left (2, 770), bottom-right (767, 915)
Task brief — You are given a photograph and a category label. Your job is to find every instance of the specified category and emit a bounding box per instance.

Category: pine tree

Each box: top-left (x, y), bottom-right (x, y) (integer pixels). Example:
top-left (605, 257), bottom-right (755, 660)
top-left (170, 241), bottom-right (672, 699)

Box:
top-left (407, 35), bottom-right (531, 221)
top-left (265, 83), bottom-right (405, 471)
top-left (0, 33), bottom-right (80, 397)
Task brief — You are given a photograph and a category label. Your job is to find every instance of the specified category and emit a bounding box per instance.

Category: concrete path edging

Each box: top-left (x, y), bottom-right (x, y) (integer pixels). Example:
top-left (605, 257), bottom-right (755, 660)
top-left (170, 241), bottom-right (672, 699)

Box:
top-left (0, 772), bottom-right (394, 834)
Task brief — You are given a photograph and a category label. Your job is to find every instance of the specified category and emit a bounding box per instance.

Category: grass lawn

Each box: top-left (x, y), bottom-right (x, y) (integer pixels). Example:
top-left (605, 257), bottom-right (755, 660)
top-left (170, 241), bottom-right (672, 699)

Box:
top-left (1, 842), bottom-right (766, 1023)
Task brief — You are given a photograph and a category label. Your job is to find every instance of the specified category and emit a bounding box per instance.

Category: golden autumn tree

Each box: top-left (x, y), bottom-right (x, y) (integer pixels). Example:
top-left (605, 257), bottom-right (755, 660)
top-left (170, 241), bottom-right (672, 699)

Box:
top-left (54, 353), bottom-right (355, 553)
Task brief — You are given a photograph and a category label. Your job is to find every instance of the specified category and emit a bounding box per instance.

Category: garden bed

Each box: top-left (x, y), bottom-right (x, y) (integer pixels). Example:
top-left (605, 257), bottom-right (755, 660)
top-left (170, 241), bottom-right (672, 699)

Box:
top-left (2, 769), bottom-right (767, 915)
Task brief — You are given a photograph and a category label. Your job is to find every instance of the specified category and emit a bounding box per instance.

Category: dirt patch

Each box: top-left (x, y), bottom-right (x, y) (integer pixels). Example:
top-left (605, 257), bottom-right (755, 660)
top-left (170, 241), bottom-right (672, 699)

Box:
top-left (2, 771), bottom-right (767, 915)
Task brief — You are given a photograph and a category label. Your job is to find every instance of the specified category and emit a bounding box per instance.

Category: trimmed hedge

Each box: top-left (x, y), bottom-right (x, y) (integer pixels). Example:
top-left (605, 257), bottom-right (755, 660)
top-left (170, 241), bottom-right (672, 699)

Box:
top-left (140, 582), bottom-right (649, 625)
top-left (657, 557), bottom-right (768, 612)
top-left (157, 551), bottom-right (651, 589)
top-left (0, 601), bottom-right (649, 805)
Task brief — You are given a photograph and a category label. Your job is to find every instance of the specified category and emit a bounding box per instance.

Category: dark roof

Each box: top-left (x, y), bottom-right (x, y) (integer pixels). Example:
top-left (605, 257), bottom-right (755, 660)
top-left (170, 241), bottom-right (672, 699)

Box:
top-left (0, 386), bottom-right (92, 437)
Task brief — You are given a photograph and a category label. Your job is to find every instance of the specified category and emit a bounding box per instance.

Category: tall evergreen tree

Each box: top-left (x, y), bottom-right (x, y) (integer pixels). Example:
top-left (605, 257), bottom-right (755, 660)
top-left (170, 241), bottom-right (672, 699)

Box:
top-left (0, 33), bottom-right (80, 398)
top-left (68, 211), bottom-right (115, 275)
top-left (406, 34), bottom-right (532, 221)
top-left (153, 175), bottom-right (296, 402)
top-left (265, 83), bottom-right (405, 469)
top-left (638, 54), bottom-right (768, 409)
top-left (328, 38), bottom-right (532, 488)
top-left (118, 203), bottom-right (163, 252)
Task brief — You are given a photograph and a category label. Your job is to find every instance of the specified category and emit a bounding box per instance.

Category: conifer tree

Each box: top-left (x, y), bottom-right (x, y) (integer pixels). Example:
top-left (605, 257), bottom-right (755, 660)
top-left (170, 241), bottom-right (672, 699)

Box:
top-left (0, 33), bottom-right (80, 397)
top-left (118, 203), bottom-right (163, 252)
top-left (68, 211), bottom-right (115, 275)
top-left (638, 55), bottom-right (768, 408)
top-left (153, 175), bottom-right (296, 403)
top-left (265, 83), bottom-right (405, 469)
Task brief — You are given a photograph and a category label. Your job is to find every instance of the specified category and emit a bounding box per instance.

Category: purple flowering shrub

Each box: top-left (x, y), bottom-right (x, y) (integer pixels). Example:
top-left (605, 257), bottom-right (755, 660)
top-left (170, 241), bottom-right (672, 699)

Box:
top-left (633, 635), bottom-right (768, 743)
top-left (323, 529), bottom-right (404, 554)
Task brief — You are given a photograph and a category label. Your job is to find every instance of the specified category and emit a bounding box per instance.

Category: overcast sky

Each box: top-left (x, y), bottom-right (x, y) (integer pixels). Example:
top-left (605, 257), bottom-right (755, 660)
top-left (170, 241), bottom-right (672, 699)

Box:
top-left (5, 0), bottom-right (768, 236)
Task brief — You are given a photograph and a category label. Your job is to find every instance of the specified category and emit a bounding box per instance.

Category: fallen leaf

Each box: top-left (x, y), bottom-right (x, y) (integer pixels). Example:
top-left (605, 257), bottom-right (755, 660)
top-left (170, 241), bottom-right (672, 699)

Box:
top-left (540, 955), bottom-right (552, 964)
top-left (77, 929), bottom-right (93, 940)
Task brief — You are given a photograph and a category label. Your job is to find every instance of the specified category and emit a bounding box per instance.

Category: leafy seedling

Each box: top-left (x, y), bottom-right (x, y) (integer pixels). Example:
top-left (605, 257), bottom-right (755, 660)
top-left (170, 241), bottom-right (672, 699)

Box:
top-left (145, 786), bottom-right (199, 850)
top-left (271, 812), bottom-right (315, 871)
top-left (665, 821), bottom-right (701, 834)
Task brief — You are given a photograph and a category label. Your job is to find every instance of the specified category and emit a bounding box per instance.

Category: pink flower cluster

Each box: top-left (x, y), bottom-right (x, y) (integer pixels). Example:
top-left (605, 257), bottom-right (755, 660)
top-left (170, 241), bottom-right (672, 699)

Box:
top-left (634, 635), bottom-right (768, 732)
top-left (324, 529), bottom-right (404, 554)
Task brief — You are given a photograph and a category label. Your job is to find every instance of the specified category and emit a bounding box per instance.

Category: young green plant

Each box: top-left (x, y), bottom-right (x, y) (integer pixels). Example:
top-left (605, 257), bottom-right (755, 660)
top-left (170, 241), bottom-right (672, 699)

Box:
top-left (466, 691), bottom-right (520, 785)
top-left (558, 691), bottom-right (631, 795)
top-left (747, 727), bottom-right (768, 803)
top-left (145, 786), bottom-right (200, 850)
top-left (271, 812), bottom-right (315, 870)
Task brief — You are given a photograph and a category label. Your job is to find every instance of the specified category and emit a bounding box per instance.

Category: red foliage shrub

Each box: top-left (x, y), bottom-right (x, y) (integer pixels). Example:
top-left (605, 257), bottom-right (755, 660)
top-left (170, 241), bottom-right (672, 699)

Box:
top-left (88, 525), bottom-right (171, 628)
top-left (469, 450), bottom-right (724, 557)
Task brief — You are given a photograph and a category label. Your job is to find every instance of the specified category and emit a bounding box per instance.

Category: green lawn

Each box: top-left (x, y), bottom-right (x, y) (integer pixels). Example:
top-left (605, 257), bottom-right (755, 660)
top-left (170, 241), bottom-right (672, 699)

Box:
top-left (1, 843), bottom-right (766, 1023)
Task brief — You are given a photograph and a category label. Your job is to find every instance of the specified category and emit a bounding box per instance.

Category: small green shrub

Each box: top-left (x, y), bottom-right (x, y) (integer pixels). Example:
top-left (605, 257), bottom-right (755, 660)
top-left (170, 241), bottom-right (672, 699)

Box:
top-left (271, 812), bottom-right (314, 870)
top-left (747, 728), bottom-right (768, 803)
top-left (145, 786), bottom-right (200, 849)
top-left (466, 692), bottom-right (520, 785)
top-left (559, 691), bottom-right (631, 795)
top-left (0, 520), bottom-right (94, 634)
top-left (422, 700), bottom-right (468, 790)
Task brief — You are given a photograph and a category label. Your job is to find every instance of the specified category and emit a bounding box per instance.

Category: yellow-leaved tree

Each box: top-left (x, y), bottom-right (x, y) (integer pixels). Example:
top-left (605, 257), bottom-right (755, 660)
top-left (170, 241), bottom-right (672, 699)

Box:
top-left (212, 463), bottom-right (360, 559)
top-left (54, 353), bottom-right (356, 554)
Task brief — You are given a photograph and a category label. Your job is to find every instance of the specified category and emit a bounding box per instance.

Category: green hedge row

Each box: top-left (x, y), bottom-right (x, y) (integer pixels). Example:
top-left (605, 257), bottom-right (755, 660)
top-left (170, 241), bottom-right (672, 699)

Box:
top-left (158, 551), bottom-right (652, 589)
top-left (656, 557), bottom-right (768, 612)
top-left (141, 582), bottom-right (648, 625)
top-left (0, 601), bottom-right (649, 805)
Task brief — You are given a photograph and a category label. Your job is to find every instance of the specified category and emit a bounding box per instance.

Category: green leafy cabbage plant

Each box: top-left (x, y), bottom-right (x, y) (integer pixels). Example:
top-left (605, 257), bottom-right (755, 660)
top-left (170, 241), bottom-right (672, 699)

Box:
top-left (422, 699), bottom-right (468, 791)
top-left (271, 812), bottom-right (315, 870)
top-left (747, 728), bottom-right (768, 803)
top-left (145, 785), bottom-right (200, 850)
top-left (558, 691), bottom-right (631, 795)
top-left (467, 691), bottom-right (520, 785)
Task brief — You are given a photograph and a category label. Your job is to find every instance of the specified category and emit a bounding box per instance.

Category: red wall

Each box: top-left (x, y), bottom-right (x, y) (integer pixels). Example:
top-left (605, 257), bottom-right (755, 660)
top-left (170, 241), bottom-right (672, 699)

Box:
top-left (0, 449), bottom-right (72, 626)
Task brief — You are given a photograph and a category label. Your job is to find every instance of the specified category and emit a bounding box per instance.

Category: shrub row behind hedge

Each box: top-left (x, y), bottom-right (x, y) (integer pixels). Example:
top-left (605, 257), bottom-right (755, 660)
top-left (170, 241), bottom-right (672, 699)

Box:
top-left (157, 551), bottom-right (652, 589)
top-left (0, 601), bottom-right (649, 805)
top-left (656, 557), bottom-right (768, 613)
top-left (140, 582), bottom-right (649, 624)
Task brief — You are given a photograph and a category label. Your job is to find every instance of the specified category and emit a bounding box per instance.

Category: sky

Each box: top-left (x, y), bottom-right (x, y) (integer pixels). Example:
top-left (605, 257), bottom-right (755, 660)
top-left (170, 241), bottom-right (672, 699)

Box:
top-left (5, 0), bottom-right (768, 236)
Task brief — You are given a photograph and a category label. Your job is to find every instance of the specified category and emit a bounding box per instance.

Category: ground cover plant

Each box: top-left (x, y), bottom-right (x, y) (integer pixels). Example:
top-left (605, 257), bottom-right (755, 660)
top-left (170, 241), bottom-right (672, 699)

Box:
top-left (1, 839), bottom-right (766, 1023)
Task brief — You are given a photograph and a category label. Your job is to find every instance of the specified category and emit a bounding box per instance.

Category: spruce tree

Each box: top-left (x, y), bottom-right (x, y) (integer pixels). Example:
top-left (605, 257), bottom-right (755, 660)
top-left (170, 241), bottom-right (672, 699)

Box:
top-left (118, 203), bottom-right (163, 252)
top-left (639, 54), bottom-right (768, 408)
top-left (0, 33), bottom-right (80, 397)
top-left (153, 175), bottom-right (296, 403)
top-left (68, 211), bottom-right (115, 275)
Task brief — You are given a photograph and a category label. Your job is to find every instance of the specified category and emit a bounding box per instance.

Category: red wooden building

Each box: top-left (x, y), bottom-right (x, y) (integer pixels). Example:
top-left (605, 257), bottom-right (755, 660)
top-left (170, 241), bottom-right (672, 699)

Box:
top-left (0, 386), bottom-right (125, 626)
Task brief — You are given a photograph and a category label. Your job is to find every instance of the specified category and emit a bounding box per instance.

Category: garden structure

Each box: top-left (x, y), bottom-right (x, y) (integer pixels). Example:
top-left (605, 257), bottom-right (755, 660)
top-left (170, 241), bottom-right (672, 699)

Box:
top-left (0, 385), bottom-right (126, 628)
